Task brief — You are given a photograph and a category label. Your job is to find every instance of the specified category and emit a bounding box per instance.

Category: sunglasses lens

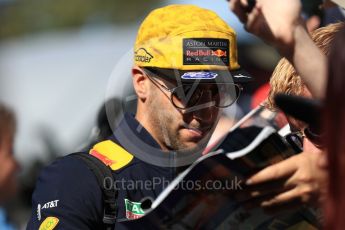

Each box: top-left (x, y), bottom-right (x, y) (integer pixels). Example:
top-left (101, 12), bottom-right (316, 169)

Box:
top-left (285, 132), bottom-right (304, 152)
top-left (171, 83), bottom-right (241, 109)
top-left (172, 85), bottom-right (201, 108)
top-left (304, 127), bottom-right (324, 148)
top-left (216, 84), bottom-right (241, 108)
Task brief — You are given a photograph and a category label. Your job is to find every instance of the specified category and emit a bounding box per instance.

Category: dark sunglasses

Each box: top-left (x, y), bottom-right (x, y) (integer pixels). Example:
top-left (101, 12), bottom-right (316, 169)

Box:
top-left (143, 68), bottom-right (242, 110)
top-left (284, 127), bottom-right (324, 152)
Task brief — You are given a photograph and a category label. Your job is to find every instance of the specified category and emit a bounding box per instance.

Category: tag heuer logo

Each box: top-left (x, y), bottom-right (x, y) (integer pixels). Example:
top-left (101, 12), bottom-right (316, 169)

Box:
top-left (125, 199), bottom-right (145, 219)
top-left (135, 48), bottom-right (153, 63)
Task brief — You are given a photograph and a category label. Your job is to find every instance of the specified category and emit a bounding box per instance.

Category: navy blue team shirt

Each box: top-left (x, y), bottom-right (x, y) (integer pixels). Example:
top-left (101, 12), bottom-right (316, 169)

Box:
top-left (26, 114), bottom-right (178, 229)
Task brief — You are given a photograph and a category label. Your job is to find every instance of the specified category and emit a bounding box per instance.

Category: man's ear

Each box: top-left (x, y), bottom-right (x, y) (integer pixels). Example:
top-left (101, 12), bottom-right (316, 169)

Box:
top-left (132, 66), bottom-right (149, 101)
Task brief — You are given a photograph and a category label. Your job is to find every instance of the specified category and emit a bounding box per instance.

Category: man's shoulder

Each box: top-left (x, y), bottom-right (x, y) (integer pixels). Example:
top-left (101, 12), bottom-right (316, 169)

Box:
top-left (36, 153), bottom-right (101, 193)
top-left (41, 153), bottom-right (92, 175)
top-left (28, 154), bottom-right (104, 230)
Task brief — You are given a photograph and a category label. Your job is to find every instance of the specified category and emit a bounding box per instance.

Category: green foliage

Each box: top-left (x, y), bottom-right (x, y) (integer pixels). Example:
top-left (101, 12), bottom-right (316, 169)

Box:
top-left (0, 0), bottom-right (162, 40)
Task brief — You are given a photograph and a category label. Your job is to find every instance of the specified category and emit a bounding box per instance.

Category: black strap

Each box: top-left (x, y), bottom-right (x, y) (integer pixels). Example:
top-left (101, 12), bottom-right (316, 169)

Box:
top-left (70, 153), bottom-right (118, 230)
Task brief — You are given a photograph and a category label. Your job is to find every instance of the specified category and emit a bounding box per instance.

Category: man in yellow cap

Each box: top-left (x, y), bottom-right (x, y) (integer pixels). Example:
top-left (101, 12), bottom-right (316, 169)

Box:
top-left (27, 5), bottom-right (251, 229)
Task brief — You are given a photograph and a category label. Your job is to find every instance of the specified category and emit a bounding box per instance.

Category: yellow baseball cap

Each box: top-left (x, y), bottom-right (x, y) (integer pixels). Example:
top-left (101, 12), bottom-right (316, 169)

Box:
top-left (134, 4), bottom-right (252, 83)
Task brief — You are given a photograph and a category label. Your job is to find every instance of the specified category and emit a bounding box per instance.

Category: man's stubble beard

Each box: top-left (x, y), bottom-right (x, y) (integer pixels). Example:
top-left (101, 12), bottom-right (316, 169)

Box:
top-left (147, 95), bottom-right (183, 150)
top-left (147, 93), bottom-right (210, 154)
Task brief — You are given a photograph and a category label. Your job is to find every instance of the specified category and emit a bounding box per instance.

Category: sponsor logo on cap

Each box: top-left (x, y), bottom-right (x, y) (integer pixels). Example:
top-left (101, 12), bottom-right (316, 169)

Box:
top-left (183, 38), bottom-right (229, 66)
top-left (181, 72), bottom-right (218, 80)
top-left (212, 49), bottom-right (227, 57)
top-left (135, 48), bottom-right (153, 63)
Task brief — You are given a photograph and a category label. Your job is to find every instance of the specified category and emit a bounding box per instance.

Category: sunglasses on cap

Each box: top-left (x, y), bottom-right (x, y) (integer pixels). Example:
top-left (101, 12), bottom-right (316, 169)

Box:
top-left (142, 67), bottom-right (243, 110)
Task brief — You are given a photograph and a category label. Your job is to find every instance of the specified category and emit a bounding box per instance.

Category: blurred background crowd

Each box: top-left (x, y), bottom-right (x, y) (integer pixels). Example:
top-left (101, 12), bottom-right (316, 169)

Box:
top-left (0, 0), bottom-right (344, 229)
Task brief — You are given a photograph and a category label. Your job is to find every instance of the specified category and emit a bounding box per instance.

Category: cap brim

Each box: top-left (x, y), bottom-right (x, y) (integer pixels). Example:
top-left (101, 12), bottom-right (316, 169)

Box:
top-left (274, 93), bottom-right (323, 131)
top-left (144, 67), bottom-right (253, 84)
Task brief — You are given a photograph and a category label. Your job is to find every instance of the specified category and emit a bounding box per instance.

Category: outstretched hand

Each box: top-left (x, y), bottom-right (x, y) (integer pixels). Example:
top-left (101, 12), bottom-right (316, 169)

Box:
top-left (240, 150), bottom-right (327, 213)
top-left (229, 0), bottom-right (303, 54)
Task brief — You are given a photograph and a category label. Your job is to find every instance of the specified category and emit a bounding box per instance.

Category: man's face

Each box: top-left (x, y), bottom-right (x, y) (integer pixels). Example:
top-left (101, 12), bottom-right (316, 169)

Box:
top-left (146, 77), bottom-right (221, 152)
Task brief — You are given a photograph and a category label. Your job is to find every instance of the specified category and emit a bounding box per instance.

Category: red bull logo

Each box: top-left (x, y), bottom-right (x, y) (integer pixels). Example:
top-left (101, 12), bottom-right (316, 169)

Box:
top-left (183, 38), bottom-right (229, 66)
top-left (212, 49), bottom-right (227, 57)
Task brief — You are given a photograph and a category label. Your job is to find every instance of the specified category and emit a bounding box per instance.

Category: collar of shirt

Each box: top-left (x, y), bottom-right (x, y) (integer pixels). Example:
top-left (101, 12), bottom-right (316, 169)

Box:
top-left (109, 113), bottom-right (161, 150)
top-left (108, 113), bottom-right (188, 176)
